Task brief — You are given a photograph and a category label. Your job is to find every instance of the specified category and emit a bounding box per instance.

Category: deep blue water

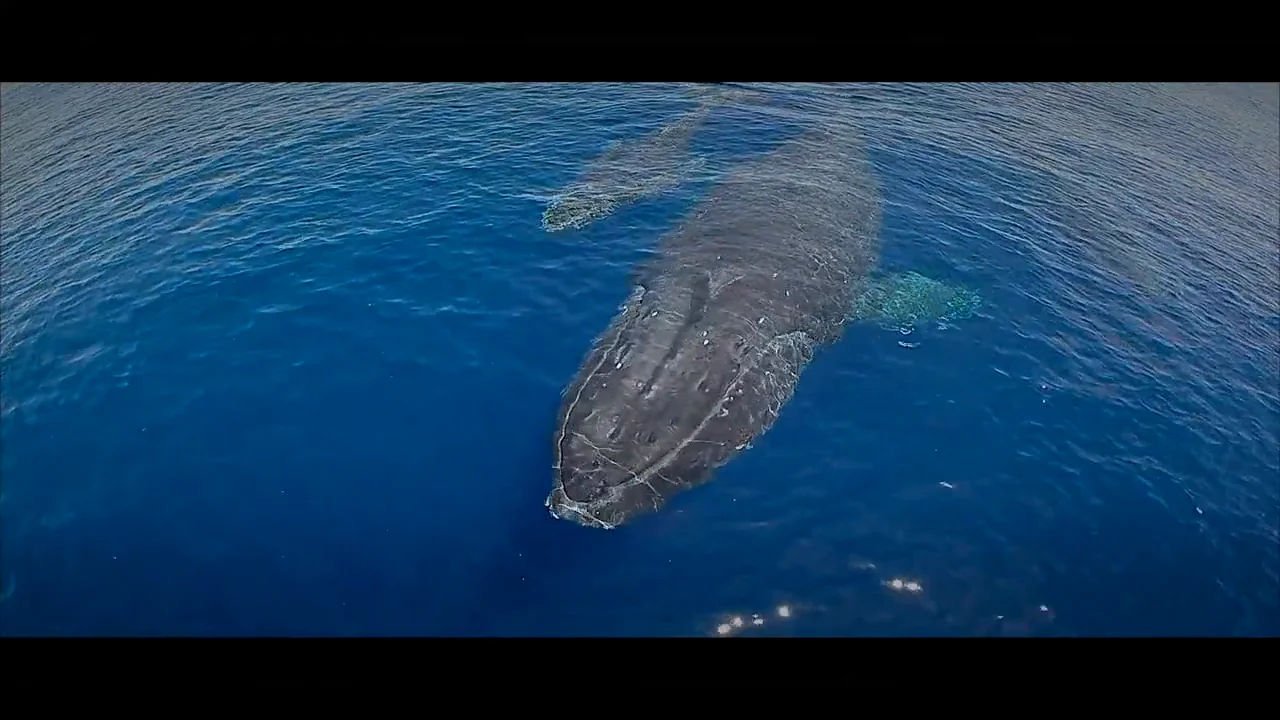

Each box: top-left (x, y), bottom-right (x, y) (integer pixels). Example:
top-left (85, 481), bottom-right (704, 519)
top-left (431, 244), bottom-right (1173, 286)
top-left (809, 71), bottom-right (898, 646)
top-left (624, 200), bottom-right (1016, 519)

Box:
top-left (1, 82), bottom-right (1276, 637)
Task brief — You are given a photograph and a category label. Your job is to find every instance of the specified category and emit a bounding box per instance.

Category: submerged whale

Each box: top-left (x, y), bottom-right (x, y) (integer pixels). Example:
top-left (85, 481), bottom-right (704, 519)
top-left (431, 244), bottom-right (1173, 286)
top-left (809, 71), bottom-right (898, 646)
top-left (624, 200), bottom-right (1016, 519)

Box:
top-left (540, 85), bottom-right (763, 233)
top-left (546, 119), bottom-right (982, 529)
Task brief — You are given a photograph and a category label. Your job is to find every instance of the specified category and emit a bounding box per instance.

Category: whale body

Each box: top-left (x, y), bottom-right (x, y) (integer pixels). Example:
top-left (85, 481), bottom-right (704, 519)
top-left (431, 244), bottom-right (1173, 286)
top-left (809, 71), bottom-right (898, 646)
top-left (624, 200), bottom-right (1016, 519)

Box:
top-left (547, 121), bottom-right (882, 529)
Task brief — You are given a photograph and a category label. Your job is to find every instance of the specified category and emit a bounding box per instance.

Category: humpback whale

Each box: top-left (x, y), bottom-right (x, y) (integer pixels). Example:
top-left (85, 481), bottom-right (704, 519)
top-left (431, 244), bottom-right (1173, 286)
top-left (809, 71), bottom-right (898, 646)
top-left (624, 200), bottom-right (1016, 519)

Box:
top-left (540, 85), bottom-right (763, 233)
top-left (546, 120), bottom-right (982, 529)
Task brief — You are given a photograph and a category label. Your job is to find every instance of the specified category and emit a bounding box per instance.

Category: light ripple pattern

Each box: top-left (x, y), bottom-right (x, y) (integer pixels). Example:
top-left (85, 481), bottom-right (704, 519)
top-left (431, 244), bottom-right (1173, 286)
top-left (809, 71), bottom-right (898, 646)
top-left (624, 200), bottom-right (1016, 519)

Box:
top-left (0, 82), bottom-right (1276, 637)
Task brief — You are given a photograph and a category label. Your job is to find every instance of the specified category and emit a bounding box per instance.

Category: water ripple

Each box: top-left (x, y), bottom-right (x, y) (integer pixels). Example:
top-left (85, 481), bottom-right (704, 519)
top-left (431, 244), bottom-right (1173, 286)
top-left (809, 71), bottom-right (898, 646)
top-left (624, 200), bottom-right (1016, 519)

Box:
top-left (1, 82), bottom-right (1275, 636)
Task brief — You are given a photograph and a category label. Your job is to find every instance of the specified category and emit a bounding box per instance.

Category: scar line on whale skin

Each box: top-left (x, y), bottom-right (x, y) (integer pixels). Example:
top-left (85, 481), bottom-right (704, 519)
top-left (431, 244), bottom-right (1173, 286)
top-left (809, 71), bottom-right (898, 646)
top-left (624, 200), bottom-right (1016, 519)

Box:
top-left (572, 431), bottom-right (663, 504)
top-left (547, 493), bottom-right (616, 530)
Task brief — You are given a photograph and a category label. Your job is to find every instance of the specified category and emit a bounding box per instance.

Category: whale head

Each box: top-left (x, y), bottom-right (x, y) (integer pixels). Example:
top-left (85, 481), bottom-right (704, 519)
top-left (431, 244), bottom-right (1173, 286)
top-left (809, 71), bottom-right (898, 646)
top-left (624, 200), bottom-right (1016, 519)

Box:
top-left (547, 399), bottom-right (685, 531)
top-left (541, 190), bottom-right (618, 232)
top-left (547, 276), bottom-right (751, 529)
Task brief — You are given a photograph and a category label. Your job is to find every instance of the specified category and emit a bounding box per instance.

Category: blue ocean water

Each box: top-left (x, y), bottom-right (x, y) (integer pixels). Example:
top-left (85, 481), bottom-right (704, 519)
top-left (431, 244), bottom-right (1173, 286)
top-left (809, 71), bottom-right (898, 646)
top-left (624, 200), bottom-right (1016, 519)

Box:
top-left (1, 82), bottom-right (1276, 637)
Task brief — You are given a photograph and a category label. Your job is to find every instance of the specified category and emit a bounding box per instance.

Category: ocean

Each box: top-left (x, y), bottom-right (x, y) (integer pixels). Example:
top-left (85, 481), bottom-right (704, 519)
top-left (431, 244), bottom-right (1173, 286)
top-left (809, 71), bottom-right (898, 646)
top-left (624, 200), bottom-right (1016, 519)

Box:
top-left (1, 82), bottom-right (1276, 637)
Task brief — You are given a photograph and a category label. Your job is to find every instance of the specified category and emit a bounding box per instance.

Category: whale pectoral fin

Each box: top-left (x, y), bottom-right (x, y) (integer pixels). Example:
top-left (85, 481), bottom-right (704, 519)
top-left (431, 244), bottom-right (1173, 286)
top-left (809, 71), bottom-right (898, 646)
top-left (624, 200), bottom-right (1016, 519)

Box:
top-left (847, 271), bottom-right (983, 332)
